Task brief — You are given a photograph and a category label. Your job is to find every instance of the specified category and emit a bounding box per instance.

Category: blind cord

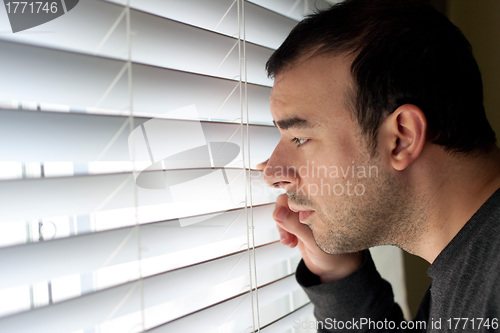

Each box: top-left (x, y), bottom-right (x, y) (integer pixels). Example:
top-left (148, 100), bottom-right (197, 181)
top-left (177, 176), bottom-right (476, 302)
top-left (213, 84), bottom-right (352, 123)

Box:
top-left (238, 0), bottom-right (261, 331)
top-left (124, 1), bottom-right (146, 331)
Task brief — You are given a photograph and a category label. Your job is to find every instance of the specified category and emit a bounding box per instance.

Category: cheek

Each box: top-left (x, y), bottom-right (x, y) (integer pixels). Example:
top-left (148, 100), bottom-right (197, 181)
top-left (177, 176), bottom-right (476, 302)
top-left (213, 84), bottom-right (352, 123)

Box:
top-left (302, 159), bottom-right (352, 184)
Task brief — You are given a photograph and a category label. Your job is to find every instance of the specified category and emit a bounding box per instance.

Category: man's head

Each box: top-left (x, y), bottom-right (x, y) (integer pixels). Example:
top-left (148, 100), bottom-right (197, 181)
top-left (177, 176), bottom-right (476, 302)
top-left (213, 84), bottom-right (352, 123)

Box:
top-left (267, 0), bottom-right (495, 154)
top-left (264, 0), bottom-right (496, 254)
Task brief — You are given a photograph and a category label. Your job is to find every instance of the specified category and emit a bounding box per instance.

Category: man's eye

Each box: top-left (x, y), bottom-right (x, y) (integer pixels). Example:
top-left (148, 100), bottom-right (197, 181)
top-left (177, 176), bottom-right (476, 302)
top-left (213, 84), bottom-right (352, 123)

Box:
top-left (291, 137), bottom-right (309, 147)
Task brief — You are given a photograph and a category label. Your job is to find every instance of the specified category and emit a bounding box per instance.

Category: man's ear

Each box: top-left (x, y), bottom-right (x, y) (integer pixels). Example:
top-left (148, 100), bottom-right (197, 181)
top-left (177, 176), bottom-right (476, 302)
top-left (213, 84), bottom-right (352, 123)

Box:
top-left (379, 104), bottom-right (427, 171)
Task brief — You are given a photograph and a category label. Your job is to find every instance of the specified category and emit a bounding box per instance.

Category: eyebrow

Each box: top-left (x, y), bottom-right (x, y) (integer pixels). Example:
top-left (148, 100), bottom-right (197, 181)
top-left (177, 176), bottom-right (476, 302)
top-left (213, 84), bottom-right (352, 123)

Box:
top-left (273, 117), bottom-right (314, 130)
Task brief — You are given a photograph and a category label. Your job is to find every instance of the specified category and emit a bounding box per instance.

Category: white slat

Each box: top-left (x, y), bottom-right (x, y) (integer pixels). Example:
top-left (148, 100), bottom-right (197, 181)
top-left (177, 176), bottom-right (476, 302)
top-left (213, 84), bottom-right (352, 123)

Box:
top-left (103, 0), bottom-right (298, 49)
top-left (0, 40), bottom-right (273, 123)
top-left (149, 275), bottom-right (310, 332)
top-left (260, 304), bottom-right (316, 333)
top-left (0, 168), bottom-right (281, 222)
top-left (0, 244), bottom-right (302, 332)
top-left (247, 0), bottom-right (332, 21)
top-left (0, 0), bottom-right (274, 86)
top-left (0, 109), bottom-right (279, 164)
top-left (0, 206), bottom-right (280, 290)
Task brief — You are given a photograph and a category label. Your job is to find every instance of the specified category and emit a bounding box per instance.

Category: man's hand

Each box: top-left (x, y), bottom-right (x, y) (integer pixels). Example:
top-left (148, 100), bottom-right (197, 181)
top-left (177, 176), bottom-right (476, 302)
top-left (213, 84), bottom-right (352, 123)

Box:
top-left (273, 194), bottom-right (363, 284)
top-left (256, 160), bottom-right (363, 283)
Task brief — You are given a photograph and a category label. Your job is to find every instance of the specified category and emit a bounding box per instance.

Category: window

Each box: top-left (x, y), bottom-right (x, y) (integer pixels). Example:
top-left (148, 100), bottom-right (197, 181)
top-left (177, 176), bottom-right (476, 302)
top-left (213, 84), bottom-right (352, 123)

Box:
top-left (0, 1), bottom-right (408, 331)
top-left (0, 1), bottom-right (329, 332)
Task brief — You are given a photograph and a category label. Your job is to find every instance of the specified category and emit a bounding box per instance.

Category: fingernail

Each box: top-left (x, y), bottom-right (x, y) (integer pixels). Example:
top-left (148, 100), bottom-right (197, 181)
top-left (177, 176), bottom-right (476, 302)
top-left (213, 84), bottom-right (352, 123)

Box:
top-left (276, 207), bottom-right (289, 222)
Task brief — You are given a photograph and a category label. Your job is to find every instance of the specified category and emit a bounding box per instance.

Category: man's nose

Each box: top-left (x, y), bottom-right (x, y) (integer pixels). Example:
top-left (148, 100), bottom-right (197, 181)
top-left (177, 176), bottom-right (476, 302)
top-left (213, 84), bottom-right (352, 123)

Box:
top-left (259, 146), bottom-right (298, 191)
top-left (256, 159), bottom-right (268, 172)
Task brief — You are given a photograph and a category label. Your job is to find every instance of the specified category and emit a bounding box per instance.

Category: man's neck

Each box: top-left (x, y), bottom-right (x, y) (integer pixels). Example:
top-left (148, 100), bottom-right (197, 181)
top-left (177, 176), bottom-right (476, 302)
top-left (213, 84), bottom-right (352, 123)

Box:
top-left (408, 145), bottom-right (500, 263)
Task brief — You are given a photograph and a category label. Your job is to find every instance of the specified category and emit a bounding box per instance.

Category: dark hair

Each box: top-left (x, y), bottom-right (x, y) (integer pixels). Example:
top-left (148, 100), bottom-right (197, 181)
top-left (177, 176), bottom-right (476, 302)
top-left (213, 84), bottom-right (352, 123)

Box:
top-left (266, 0), bottom-right (496, 153)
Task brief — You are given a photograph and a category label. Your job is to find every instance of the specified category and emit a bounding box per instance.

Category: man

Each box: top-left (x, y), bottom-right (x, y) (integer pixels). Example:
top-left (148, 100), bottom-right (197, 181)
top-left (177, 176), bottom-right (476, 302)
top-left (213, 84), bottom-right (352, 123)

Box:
top-left (258, 0), bottom-right (500, 331)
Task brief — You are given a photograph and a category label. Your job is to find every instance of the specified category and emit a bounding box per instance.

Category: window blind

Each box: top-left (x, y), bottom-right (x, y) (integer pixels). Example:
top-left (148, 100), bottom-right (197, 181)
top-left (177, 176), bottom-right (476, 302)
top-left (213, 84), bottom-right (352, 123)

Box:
top-left (0, 1), bottom-right (336, 332)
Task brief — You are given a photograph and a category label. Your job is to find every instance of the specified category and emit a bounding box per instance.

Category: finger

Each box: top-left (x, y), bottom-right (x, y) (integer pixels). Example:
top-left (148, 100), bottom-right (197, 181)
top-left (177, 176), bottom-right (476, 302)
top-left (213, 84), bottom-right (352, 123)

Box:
top-left (274, 194), bottom-right (314, 243)
top-left (273, 194), bottom-right (290, 223)
top-left (272, 195), bottom-right (299, 247)
top-left (277, 225), bottom-right (299, 248)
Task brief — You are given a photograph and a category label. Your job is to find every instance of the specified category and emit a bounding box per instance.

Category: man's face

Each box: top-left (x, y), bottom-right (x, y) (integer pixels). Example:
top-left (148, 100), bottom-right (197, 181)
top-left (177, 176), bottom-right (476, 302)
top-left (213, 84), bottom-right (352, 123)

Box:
top-left (264, 54), bottom-right (408, 254)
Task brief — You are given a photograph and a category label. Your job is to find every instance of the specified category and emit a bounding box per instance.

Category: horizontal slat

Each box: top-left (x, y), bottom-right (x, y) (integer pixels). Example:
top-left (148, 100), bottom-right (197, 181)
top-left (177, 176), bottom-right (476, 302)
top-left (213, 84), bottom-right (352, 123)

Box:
top-left (0, 109), bottom-right (279, 165)
top-left (0, 205), bottom-right (279, 290)
top-left (260, 303), bottom-right (315, 333)
top-left (150, 275), bottom-right (309, 332)
top-left (0, 168), bottom-right (282, 222)
top-left (247, 0), bottom-right (332, 21)
top-left (0, 41), bottom-right (273, 123)
top-left (0, 203), bottom-right (275, 247)
top-left (0, 244), bottom-right (302, 332)
top-left (0, 109), bottom-right (144, 163)
top-left (142, 244), bottom-right (301, 329)
top-left (0, 0), bottom-right (273, 86)
top-left (103, 0), bottom-right (297, 50)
